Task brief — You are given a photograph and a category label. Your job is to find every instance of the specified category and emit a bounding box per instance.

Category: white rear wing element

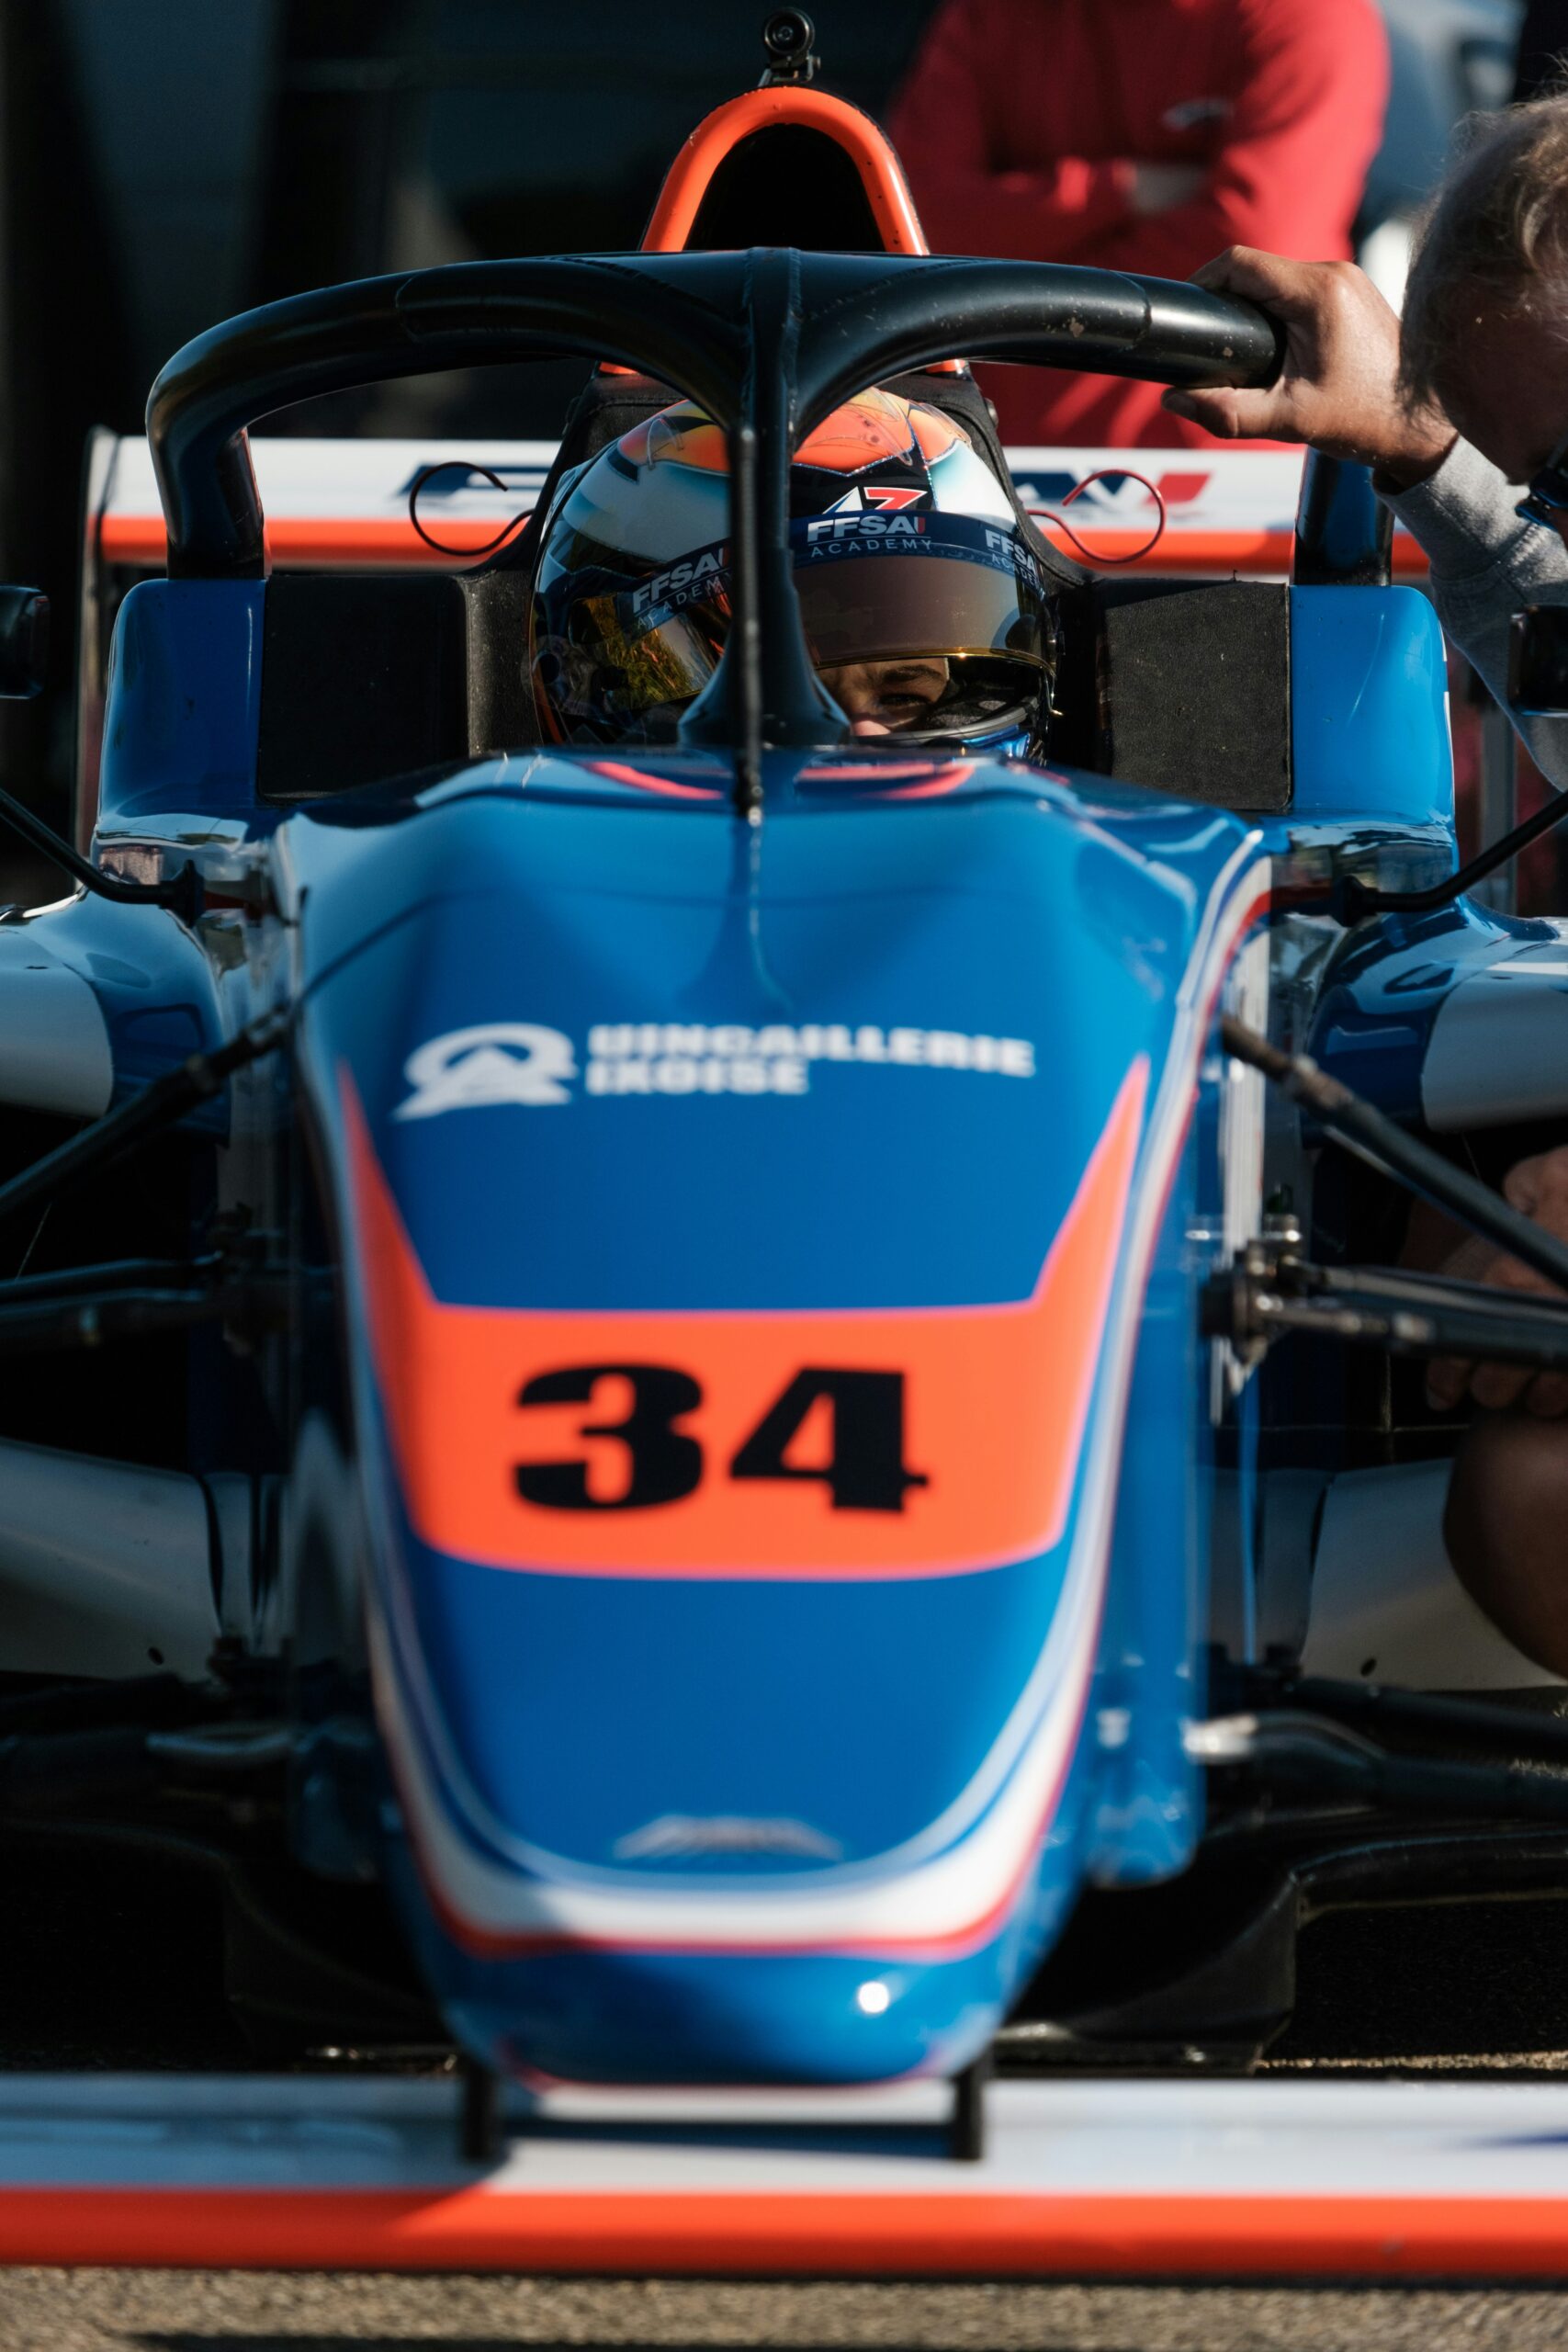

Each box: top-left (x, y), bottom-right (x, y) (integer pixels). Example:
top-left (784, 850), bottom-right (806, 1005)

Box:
top-left (89, 435), bottom-right (1428, 580)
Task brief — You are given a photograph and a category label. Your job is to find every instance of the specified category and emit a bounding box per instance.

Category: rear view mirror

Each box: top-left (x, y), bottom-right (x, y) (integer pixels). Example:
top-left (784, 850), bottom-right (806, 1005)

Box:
top-left (0, 587), bottom-right (48, 698)
top-left (1509, 604), bottom-right (1568, 716)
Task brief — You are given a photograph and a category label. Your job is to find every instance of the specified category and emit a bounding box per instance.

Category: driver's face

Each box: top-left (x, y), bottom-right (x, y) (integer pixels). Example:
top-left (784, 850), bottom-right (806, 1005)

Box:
top-left (820, 656), bottom-right (951, 736)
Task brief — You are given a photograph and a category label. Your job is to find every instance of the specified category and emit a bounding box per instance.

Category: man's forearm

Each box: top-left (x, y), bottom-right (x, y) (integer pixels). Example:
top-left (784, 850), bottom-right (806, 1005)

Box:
top-left (1382, 436), bottom-right (1568, 787)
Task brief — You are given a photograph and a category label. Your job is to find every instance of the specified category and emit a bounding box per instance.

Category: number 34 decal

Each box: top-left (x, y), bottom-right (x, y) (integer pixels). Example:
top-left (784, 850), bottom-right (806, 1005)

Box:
top-left (515, 1363), bottom-right (926, 1515)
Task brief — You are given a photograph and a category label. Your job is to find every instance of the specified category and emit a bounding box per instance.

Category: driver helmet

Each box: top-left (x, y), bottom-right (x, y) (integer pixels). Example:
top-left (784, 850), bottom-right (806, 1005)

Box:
top-left (528, 385), bottom-right (1057, 754)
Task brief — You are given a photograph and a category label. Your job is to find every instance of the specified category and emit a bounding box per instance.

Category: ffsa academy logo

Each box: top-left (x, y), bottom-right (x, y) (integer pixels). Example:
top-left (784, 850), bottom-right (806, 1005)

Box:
top-left (392, 1021), bottom-right (1036, 1118)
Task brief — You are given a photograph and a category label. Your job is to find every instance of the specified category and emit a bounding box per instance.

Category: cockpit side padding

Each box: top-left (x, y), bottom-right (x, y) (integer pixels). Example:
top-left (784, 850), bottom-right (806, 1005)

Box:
top-left (1090, 578), bottom-right (1292, 812)
top-left (256, 575), bottom-right (468, 802)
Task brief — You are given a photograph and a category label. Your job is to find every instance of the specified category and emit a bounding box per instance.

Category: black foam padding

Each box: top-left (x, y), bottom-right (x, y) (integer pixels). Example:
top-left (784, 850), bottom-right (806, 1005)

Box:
top-left (257, 575), bottom-right (468, 801)
top-left (1094, 579), bottom-right (1291, 811)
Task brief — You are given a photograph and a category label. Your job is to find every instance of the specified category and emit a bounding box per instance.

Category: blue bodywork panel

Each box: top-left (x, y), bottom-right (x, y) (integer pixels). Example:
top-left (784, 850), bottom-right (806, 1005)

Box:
top-left (1289, 584), bottom-right (1453, 831)
top-left (280, 759), bottom-right (1265, 2080)
top-left (99, 581), bottom-right (265, 826)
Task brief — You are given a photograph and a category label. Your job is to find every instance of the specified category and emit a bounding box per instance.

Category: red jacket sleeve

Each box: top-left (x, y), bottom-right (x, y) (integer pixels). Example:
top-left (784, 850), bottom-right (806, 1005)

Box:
top-left (1075, 0), bottom-right (1391, 277)
top-left (886, 0), bottom-right (1137, 260)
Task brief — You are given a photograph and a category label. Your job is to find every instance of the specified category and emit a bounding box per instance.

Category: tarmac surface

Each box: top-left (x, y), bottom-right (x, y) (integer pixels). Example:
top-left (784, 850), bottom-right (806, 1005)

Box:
top-left (6, 2272), bottom-right (1568, 2352)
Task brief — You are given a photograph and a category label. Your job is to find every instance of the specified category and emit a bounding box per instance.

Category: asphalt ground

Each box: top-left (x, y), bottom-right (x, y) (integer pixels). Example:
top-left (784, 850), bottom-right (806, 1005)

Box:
top-left (8, 2274), bottom-right (1568, 2352)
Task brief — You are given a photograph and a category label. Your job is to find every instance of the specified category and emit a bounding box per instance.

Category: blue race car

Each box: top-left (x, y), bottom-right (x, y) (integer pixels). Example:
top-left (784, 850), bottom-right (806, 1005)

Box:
top-left (6, 12), bottom-right (1568, 2141)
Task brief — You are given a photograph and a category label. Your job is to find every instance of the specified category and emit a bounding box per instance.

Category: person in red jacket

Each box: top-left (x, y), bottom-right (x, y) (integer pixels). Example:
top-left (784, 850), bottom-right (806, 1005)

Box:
top-left (887, 0), bottom-right (1390, 447)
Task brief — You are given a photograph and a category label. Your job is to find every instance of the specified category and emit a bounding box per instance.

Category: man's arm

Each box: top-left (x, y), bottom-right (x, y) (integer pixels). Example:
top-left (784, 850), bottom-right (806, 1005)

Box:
top-left (1163, 246), bottom-right (1568, 785)
top-left (1383, 441), bottom-right (1568, 787)
top-left (886, 0), bottom-right (1140, 261)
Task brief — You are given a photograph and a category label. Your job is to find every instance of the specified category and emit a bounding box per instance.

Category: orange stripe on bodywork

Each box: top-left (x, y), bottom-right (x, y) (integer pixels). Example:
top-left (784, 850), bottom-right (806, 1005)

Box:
top-left (344, 1058), bottom-right (1147, 1578)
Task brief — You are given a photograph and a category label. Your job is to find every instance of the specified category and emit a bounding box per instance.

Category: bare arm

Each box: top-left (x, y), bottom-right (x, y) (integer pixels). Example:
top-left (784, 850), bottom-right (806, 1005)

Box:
top-left (1159, 246), bottom-right (1456, 481)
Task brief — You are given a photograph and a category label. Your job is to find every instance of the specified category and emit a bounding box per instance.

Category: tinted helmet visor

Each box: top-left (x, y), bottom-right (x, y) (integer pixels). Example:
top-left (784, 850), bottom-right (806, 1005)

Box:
top-left (531, 514), bottom-right (1054, 747)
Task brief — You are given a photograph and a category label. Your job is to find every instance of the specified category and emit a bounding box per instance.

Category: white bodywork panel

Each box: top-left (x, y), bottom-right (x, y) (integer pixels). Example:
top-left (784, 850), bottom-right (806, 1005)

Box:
top-left (92, 434), bottom-right (1426, 577)
top-left (1424, 938), bottom-right (1568, 1130)
top-left (0, 1439), bottom-right (218, 1679)
top-left (1303, 1460), bottom-right (1563, 1689)
top-left (0, 922), bottom-right (113, 1119)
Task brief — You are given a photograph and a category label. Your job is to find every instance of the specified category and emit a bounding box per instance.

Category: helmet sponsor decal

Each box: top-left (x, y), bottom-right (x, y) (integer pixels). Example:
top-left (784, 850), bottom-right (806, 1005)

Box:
top-left (628, 541), bottom-right (729, 622)
top-left (390, 1020), bottom-right (1035, 1114)
top-left (804, 512), bottom-right (927, 543)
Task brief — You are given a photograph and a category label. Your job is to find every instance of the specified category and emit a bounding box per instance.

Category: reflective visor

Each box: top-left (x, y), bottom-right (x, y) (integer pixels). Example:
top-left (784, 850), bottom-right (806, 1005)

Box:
top-left (574, 591), bottom-right (726, 713)
top-left (792, 513), bottom-right (1053, 671)
top-left (532, 514), bottom-right (1052, 741)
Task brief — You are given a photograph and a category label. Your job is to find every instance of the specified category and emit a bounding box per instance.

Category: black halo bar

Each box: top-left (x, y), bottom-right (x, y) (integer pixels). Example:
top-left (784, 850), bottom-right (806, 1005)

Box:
top-left (1222, 1014), bottom-right (1568, 1296)
top-left (146, 250), bottom-right (1282, 799)
top-left (1293, 449), bottom-right (1393, 589)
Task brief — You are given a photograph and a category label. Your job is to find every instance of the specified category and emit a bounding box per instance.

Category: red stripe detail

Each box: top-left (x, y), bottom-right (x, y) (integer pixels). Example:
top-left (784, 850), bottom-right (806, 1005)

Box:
top-left (3, 2188), bottom-right (1568, 2276)
top-left (586, 761), bottom-right (723, 799)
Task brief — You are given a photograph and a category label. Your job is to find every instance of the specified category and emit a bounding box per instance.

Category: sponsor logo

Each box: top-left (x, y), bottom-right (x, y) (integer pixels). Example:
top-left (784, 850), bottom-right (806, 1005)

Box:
top-left (985, 526), bottom-right (1043, 586)
top-left (394, 459), bottom-right (545, 502)
top-left (613, 1814), bottom-right (843, 1860)
top-left (805, 512), bottom-right (925, 542)
top-left (630, 543), bottom-right (728, 619)
top-left (392, 1023), bottom-right (577, 1119)
top-left (825, 483), bottom-right (929, 516)
top-left (1015, 469), bottom-right (1211, 517)
top-left (391, 1021), bottom-right (1036, 1114)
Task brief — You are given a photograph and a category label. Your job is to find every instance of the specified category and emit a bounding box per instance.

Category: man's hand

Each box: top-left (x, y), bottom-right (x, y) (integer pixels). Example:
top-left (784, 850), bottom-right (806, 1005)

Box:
top-left (1427, 1146), bottom-right (1568, 1419)
top-left (1160, 246), bottom-right (1456, 483)
top-left (1129, 161), bottom-right (1206, 217)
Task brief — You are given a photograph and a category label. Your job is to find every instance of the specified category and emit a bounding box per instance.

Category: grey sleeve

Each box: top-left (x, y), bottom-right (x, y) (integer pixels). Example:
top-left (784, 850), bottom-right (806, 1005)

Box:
top-left (1381, 435), bottom-right (1568, 788)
